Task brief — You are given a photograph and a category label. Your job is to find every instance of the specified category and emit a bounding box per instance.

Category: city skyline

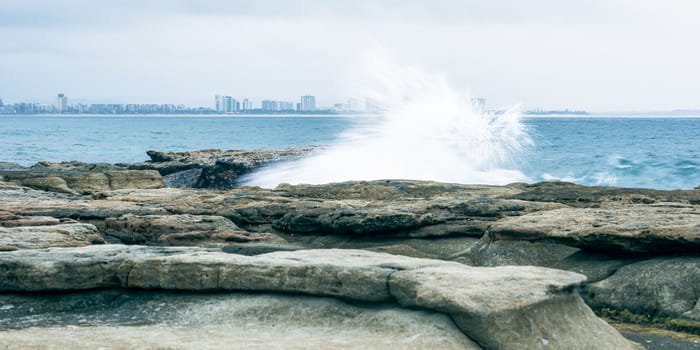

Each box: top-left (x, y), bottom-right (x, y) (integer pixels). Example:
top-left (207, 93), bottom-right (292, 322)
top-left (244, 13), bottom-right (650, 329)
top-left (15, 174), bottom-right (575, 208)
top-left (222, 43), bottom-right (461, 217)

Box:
top-left (2, 1), bottom-right (700, 112)
top-left (0, 92), bottom-right (382, 114)
top-left (0, 91), bottom-right (614, 116)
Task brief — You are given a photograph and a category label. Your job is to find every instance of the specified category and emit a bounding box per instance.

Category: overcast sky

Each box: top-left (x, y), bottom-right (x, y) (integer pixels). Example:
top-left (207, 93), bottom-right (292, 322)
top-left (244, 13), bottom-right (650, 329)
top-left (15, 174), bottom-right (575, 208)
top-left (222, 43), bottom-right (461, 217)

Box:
top-left (1, 0), bottom-right (699, 111)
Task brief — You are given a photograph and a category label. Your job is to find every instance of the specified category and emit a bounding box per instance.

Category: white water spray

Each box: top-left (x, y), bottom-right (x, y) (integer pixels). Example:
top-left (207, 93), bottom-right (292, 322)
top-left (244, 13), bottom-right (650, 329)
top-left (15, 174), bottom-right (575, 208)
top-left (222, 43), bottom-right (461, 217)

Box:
top-left (243, 57), bottom-right (532, 188)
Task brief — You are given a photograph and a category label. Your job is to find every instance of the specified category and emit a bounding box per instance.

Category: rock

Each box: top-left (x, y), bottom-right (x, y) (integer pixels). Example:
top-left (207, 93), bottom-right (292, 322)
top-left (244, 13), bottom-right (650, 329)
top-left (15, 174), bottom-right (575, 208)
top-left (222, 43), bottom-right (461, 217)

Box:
top-left (162, 168), bottom-right (203, 187)
top-left (104, 214), bottom-right (271, 245)
top-left (280, 233), bottom-right (480, 260)
top-left (507, 181), bottom-right (700, 207)
top-left (0, 162), bottom-right (24, 170)
top-left (583, 257), bottom-right (700, 323)
top-left (550, 251), bottom-right (643, 283)
top-left (0, 246), bottom-right (638, 348)
top-left (271, 200), bottom-right (443, 235)
top-left (228, 195), bottom-right (564, 238)
top-left (130, 148), bottom-right (317, 189)
top-left (105, 170), bottom-right (164, 190)
top-left (275, 180), bottom-right (523, 200)
top-left (487, 204), bottom-right (700, 253)
top-left (144, 148), bottom-right (316, 172)
top-left (31, 160), bottom-right (117, 172)
top-left (1, 215), bottom-right (61, 227)
top-left (0, 223), bottom-right (105, 250)
top-left (461, 238), bottom-right (579, 267)
top-left (1, 169), bottom-right (164, 194)
top-left (19, 176), bottom-right (78, 195)
top-left (0, 291), bottom-right (481, 349)
top-left (389, 264), bottom-right (637, 349)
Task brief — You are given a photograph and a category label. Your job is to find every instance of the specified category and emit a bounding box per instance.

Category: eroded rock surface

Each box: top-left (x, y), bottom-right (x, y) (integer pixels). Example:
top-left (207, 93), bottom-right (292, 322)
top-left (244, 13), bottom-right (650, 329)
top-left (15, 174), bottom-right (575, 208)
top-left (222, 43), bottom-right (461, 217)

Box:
top-left (0, 223), bottom-right (104, 250)
top-left (104, 214), bottom-right (272, 245)
top-left (487, 204), bottom-right (700, 253)
top-left (2, 150), bottom-right (700, 340)
top-left (130, 148), bottom-right (316, 189)
top-left (0, 246), bottom-right (637, 349)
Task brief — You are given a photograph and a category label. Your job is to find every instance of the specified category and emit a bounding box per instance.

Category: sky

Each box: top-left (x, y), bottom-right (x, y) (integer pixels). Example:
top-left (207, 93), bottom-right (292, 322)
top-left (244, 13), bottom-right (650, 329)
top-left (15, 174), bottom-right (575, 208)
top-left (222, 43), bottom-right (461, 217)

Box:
top-left (1, 0), bottom-right (699, 111)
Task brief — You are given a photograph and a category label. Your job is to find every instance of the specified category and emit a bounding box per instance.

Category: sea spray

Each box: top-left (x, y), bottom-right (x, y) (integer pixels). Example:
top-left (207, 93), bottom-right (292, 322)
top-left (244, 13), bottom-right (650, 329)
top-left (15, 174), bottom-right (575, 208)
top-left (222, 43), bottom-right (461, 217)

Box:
top-left (243, 59), bottom-right (532, 188)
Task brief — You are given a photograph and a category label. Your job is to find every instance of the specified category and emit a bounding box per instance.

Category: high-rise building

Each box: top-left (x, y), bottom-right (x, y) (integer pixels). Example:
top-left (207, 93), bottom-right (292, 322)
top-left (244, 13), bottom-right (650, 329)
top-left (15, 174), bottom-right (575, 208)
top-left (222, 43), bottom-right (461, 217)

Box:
top-left (56, 93), bottom-right (68, 113)
top-left (300, 95), bottom-right (316, 111)
top-left (0, 98), bottom-right (4, 108)
top-left (242, 99), bottom-right (251, 111)
top-left (261, 100), bottom-right (280, 111)
top-left (279, 101), bottom-right (294, 111)
top-left (215, 95), bottom-right (223, 113)
top-left (224, 96), bottom-right (233, 113)
top-left (217, 96), bottom-right (239, 113)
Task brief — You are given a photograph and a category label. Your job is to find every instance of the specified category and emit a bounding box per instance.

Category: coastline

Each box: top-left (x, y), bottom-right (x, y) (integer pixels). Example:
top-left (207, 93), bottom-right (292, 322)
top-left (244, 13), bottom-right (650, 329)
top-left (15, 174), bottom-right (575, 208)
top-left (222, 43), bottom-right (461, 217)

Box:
top-left (0, 113), bottom-right (380, 118)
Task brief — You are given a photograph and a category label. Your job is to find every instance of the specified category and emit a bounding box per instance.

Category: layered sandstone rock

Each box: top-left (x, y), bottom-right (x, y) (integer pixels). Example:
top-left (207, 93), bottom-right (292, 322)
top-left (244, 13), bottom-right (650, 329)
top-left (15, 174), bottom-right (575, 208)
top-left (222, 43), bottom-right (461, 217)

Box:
top-left (0, 246), bottom-right (638, 349)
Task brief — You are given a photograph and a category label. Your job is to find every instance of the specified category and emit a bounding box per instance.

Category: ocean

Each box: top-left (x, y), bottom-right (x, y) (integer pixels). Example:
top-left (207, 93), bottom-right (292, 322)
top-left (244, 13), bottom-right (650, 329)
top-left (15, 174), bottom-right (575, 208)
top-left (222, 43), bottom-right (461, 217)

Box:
top-left (0, 115), bottom-right (698, 190)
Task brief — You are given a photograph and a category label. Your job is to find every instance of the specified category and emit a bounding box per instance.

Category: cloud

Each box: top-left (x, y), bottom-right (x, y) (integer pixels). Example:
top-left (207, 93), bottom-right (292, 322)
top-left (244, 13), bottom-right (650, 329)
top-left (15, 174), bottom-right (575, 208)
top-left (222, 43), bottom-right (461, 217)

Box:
top-left (1, 0), bottom-right (699, 110)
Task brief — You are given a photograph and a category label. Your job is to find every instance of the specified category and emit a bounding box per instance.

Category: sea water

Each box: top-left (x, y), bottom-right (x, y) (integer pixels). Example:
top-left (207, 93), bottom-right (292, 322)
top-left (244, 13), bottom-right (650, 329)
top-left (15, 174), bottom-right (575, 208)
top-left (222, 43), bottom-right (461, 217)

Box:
top-left (0, 115), bottom-right (698, 189)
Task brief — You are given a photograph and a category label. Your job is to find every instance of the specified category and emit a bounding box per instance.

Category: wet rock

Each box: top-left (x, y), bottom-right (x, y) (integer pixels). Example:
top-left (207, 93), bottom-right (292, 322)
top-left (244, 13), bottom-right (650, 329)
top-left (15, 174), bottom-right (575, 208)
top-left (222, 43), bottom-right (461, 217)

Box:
top-left (130, 148), bottom-right (316, 189)
top-left (162, 168), bottom-right (203, 188)
top-left (0, 223), bottom-right (105, 250)
top-left (487, 204), bottom-right (700, 253)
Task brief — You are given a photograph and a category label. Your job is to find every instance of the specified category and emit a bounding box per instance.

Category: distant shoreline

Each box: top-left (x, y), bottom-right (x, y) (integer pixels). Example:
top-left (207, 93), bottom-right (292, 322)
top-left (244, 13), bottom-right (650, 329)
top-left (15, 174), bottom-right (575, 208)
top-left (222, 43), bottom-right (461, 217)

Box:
top-left (0, 113), bottom-right (379, 118)
top-left (2, 113), bottom-right (700, 119)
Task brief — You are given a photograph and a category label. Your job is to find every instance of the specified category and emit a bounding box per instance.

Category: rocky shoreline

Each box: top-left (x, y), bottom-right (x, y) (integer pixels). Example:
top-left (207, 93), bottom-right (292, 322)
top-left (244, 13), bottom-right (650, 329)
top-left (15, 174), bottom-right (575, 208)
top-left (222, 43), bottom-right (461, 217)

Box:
top-left (1, 148), bottom-right (699, 349)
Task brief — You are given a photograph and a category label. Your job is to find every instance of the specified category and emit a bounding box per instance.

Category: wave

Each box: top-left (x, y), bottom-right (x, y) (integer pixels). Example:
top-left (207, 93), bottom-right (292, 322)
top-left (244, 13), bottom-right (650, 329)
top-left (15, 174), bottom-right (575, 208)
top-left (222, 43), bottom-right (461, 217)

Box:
top-left (243, 56), bottom-right (531, 188)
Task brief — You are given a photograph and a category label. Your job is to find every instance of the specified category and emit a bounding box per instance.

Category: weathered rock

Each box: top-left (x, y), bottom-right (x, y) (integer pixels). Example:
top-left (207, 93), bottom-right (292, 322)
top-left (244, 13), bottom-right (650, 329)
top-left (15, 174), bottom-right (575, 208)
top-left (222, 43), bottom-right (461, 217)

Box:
top-left (18, 176), bottom-right (77, 194)
top-left (0, 246), bottom-right (638, 349)
top-left (0, 161), bottom-right (24, 170)
top-left (275, 180), bottom-right (523, 200)
top-left (507, 181), bottom-right (700, 207)
top-left (129, 148), bottom-right (316, 189)
top-left (280, 233), bottom-right (480, 260)
top-left (162, 167), bottom-right (203, 187)
top-left (0, 291), bottom-right (481, 350)
top-left (227, 195), bottom-right (565, 238)
top-left (0, 186), bottom-right (169, 219)
top-left (583, 257), bottom-right (700, 323)
top-left (0, 223), bottom-right (105, 250)
top-left (487, 204), bottom-right (700, 253)
top-left (1, 169), bottom-right (164, 194)
top-left (31, 160), bottom-right (118, 172)
top-left (104, 170), bottom-right (164, 190)
top-left (389, 264), bottom-right (637, 349)
top-left (550, 251), bottom-right (643, 283)
top-left (104, 214), bottom-right (272, 245)
top-left (460, 238), bottom-right (579, 267)
top-left (0, 215), bottom-right (61, 227)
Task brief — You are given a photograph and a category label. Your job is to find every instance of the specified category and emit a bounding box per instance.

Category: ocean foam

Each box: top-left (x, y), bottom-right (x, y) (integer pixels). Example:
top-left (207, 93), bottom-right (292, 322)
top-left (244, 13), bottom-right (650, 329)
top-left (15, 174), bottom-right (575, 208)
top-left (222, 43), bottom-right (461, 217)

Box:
top-left (243, 57), bottom-right (532, 188)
